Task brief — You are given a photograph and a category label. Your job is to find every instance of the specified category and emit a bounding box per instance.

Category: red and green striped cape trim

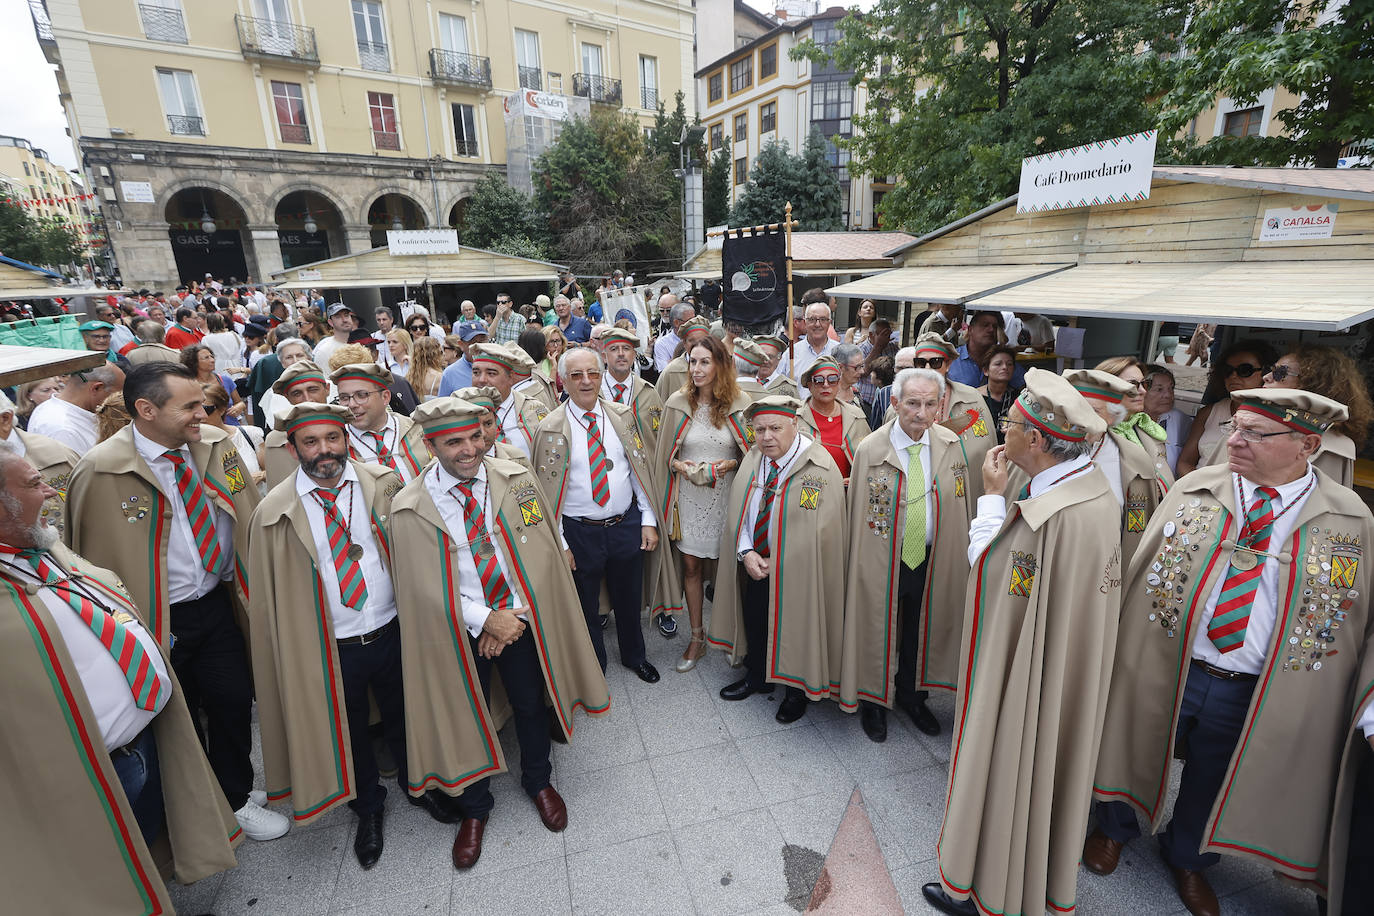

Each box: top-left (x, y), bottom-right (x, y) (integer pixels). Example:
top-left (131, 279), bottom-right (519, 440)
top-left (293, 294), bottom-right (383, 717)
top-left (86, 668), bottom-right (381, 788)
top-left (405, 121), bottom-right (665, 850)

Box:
top-left (839, 463), bottom-right (906, 711)
top-left (4, 579), bottom-right (163, 914)
top-left (1206, 525), bottom-right (1323, 875)
top-left (766, 474), bottom-right (841, 699)
top-left (1235, 400), bottom-right (1330, 436)
top-left (657, 411), bottom-right (691, 520)
top-left (937, 865), bottom-right (1078, 915)
top-left (145, 490), bottom-right (168, 646)
top-left (397, 433), bottom-right (425, 476)
top-left (408, 531), bottom-right (504, 792)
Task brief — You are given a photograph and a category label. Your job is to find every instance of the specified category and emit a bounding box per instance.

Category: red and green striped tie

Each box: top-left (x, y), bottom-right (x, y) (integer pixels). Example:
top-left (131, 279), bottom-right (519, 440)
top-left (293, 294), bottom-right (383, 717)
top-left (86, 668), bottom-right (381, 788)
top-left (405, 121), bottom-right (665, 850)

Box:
top-left (314, 487), bottom-right (369, 611)
top-left (368, 431), bottom-right (398, 471)
top-left (12, 547), bottom-right (168, 712)
top-left (585, 412), bottom-right (611, 506)
top-left (452, 480), bottom-right (514, 610)
top-left (752, 460), bottom-right (781, 557)
top-left (1209, 486), bottom-right (1279, 654)
top-left (163, 450), bottom-right (222, 575)
top-left (613, 382), bottom-right (627, 403)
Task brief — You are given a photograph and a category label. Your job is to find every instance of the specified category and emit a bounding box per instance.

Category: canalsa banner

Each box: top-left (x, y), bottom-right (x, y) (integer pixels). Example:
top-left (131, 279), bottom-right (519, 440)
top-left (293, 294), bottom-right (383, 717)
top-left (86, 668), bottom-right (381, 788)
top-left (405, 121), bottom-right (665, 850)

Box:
top-left (721, 228), bottom-right (787, 326)
top-left (1017, 130), bottom-right (1157, 214)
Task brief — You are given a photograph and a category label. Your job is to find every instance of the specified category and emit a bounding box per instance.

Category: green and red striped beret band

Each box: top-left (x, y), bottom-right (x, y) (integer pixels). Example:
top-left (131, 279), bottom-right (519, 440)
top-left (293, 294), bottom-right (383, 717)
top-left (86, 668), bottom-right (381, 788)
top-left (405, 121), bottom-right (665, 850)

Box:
top-left (1235, 397), bottom-right (1331, 435)
top-left (456, 389), bottom-right (498, 411)
top-left (283, 410), bottom-right (346, 436)
top-left (751, 404), bottom-right (799, 421)
top-left (284, 369), bottom-right (326, 389)
top-left (333, 368), bottom-right (388, 389)
top-left (1067, 379), bottom-right (1124, 405)
top-left (914, 339), bottom-right (956, 359)
top-left (420, 415), bottom-right (483, 439)
top-left (471, 350), bottom-right (517, 371)
top-left (734, 342), bottom-right (768, 368)
top-left (1013, 390), bottom-right (1088, 441)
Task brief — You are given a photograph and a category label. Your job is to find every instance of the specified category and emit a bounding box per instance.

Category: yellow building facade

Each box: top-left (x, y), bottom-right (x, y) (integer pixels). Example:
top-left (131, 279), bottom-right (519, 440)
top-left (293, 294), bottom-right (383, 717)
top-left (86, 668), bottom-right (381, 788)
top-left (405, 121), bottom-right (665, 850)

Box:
top-left (32, 0), bottom-right (694, 288)
top-left (0, 135), bottom-right (100, 262)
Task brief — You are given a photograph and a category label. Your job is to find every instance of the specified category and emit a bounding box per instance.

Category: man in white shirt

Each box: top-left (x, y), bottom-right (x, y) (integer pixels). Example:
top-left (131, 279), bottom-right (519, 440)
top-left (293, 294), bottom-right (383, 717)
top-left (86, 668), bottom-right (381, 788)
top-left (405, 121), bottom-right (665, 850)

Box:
top-left (248, 403), bottom-right (460, 870)
top-left (532, 348), bottom-right (661, 683)
top-left (331, 362), bottom-right (431, 482)
top-left (775, 301), bottom-right (839, 385)
top-left (1087, 388), bottom-right (1374, 916)
top-left (469, 343), bottom-right (547, 457)
top-left (28, 364), bottom-right (123, 456)
top-left (312, 303), bottom-right (358, 368)
top-left (652, 298), bottom-right (692, 372)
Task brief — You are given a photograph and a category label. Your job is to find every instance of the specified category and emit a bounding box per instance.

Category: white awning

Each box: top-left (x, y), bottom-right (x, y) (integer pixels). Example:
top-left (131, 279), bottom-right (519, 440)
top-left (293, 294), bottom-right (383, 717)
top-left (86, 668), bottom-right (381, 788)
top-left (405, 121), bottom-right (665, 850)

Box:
top-left (825, 264), bottom-right (1073, 304)
top-left (0, 287), bottom-right (109, 300)
top-left (971, 261), bottom-right (1374, 331)
top-left (0, 344), bottom-right (106, 386)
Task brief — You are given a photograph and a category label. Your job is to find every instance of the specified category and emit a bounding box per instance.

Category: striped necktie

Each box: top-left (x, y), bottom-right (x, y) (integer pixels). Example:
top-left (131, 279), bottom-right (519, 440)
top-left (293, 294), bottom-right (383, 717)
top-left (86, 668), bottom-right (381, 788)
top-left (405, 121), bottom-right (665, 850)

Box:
top-left (162, 450), bottom-right (222, 575)
top-left (8, 547), bottom-right (168, 712)
top-left (367, 431), bottom-right (397, 470)
top-left (613, 382), bottom-right (627, 403)
top-left (902, 443), bottom-right (926, 569)
top-left (585, 412), bottom-right (610, 506)
top-left (314, 487), bottom-right (369, 611)
top-left (452, 480), bottom-right (514, 610)
top-left (1209, 486), bottom-right (1279, 654)
top-left (752, 460), bottom-right (781, 557)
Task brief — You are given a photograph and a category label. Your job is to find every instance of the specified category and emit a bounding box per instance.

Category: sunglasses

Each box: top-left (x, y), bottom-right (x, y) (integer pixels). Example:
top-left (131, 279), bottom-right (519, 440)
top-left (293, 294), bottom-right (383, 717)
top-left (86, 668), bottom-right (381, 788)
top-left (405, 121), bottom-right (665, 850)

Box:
top-left (202, 404), bottom-right (220, 414)
top-left (1268, 364), bottom-right (1298, 382)
top-left (810, 373), bottom-right (841, 385)
top-left (1222, 362), bottom-right (1267, 378)
top-left (912, 357), bottom-right (946, 369)
top-left (408, 323), bottom-right (428, 331)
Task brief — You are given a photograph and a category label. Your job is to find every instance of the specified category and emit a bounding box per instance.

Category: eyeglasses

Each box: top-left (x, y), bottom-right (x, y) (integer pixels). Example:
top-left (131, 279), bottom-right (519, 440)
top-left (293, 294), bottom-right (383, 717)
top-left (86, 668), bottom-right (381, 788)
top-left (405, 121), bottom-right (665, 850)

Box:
top-left (1220, 420), bottom-right (1297, 443)
top-left (1268, 364), bottom-right (1298, 383)
top-left (1124, 379), bottom-right (1147, 390)
top-left (408, 324), bottom-right (428, 332)
top-left (336, 390), bottom-right (379, 405)
top-left (912, 357), bottom-right (946, 369)
top-left (202, 404), bottom-right (219, 414)
top-left (998, 417), bottom-right (1030, 432)
top-left (805, 317), bottom-right (832, 325)
top-left (810, 373), bottom-right (841, 385)
top-left (1221, 362), bottom-right (1267, 378)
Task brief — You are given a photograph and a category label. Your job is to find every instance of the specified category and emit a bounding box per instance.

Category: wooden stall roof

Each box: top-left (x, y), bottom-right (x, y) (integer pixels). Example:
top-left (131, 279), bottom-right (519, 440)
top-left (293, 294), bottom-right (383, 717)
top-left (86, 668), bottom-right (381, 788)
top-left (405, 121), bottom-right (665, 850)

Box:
top-left (678, 231), bottom-right (917, 280)
top-left (827, 263), bottom-right (1073, 304)
top-left (271, 245), bottom-right (565, 290)
top-left (0, 344), bottom-right (105, 386)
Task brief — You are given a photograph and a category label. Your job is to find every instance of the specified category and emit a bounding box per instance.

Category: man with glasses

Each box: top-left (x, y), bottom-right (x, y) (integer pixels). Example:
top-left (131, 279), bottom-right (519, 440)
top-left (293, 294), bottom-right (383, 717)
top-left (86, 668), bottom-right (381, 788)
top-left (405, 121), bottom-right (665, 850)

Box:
top-left (1089, 388), bottom-right (1374, 916)
top-left (776, 302), bottom-right (839, 388)
top-left (29, 365), bottom-right (124, 457)
top-left (923, 369), bottom-right (1118, 916)
top-left (841, 367), bottom-right (972, 743)
top-left (313, 303), bottom-right (358, 368)
top-left (901, 334), bottom-right (997, 502)
top-left (552, 294), bottom-right (593, 344)
top-left (485, 292), bottom-right (526, 345)
top-left (949, 311), bottom-right (1025, 389)
top-left (330, 363), bottom-right (431, 483)
top-left (261, 361), bottom-right (333, 488)
top-left (469, 343), bottom-right (548, 457)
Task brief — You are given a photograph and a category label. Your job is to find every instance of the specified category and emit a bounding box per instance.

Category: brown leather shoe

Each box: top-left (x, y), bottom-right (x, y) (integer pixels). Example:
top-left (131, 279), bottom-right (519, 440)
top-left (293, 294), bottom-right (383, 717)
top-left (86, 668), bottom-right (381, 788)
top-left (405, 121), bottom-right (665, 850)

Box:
top-left (451, 817), bottom-right (486, 870)
top-left (1169, 865), bottom-right (1220, 916)
top-left (1082, 828), bottom-right (1124, 875)
top-left (532, 786), bottom-right (567, 832)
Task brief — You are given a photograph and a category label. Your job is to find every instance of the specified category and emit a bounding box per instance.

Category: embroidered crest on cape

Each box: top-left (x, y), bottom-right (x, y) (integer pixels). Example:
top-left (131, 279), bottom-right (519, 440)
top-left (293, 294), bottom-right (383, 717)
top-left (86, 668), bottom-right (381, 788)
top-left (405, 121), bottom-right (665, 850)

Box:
top-left (798, 473), bottom-right (825, 510)
top-left (1125, 498), bottom-right (1147, 533)
top-left (1008, 550), bottom-right (1037, 597)
top-left (511, 481), bottom-right (543, 526)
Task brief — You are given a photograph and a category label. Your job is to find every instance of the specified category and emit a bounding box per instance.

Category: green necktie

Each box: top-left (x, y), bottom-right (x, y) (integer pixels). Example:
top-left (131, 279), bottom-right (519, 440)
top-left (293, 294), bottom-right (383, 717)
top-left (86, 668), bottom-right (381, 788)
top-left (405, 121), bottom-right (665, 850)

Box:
top-left (902, 443), bottom-right (926, 569)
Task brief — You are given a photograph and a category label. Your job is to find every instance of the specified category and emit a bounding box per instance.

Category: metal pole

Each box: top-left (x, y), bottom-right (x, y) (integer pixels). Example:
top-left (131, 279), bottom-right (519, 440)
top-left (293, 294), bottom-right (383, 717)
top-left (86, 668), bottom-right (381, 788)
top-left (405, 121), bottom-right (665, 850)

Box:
top-left (784, 200), bottom-right (795, 380)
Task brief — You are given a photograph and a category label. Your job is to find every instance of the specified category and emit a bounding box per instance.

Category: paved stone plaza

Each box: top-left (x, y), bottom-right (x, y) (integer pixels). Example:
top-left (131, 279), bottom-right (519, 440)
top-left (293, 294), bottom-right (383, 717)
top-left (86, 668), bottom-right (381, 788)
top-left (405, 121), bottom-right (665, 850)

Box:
top-left (169, 606), bottom-right (1321, 916)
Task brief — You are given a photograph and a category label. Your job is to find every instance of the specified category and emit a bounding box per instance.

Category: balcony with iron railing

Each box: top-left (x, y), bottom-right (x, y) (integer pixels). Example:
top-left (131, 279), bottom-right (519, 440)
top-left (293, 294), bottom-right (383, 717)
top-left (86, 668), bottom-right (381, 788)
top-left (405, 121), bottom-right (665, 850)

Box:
top-left (455, 138), bottom-right (479, 157)
top-left (139, 3), bottom-right (187, 43)
top-left (235, 14), bottom-right (319, 66)
top-left (573, 73), bottom-right (622, 106)
top-left (429, 48), bottom-right (492, 89)
top-left (167, 114), bottom-right (205, 136)
top-left (640, 87), bottom-right (658, 110)
top-left (279, 123), bottom-right (310, 144)
top-left (357, 40), bottom-right (389, 72)
top-left (518, 66), bottom-right (542, 91)
top-left (373, 130), bottom-right (400, 151)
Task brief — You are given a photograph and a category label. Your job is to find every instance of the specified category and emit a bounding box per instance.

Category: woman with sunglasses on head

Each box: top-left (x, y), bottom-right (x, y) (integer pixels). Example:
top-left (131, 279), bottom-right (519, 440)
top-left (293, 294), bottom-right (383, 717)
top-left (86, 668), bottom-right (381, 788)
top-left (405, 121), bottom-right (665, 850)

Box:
top-left (796, 356), bottom-right (869, 484)
top-left (1260, 345), bottom-right (1372, 487)
top-left (1176, 338), bottom-right (1278, 477)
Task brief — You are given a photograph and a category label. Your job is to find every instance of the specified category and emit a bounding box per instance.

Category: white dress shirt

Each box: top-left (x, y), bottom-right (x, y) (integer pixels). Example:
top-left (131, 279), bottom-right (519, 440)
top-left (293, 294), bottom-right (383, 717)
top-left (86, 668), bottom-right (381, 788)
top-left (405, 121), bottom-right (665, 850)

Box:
top-left (424, 462), bottom-right (531, 637)
top-left (889, 422), bottom-right (934, 546)
top-left (295, 464), bottom-right (397, 639)
top-left (560, 400), bottom-right (657, 526)
top-left (966, 453), bottom-right (1095, 566)
top-left (1190, 469), bottom-right (1314, 677)
top-left (132, 426), bottom-right (232, 603)
top-left (775, 338), bottom-right (839, 388)
top-left (601, 373), bottom-right (636, 406)
top-left (736, 434), bottom-right (811, 555)
top-left (348, 415), bottom-right (417, 482)
top-left (1092, 434), bottom-right (1124, 506)
top-left (653, 332), bottom-right (681, 372)
top-left (497, 394), bottom-right (533, 457)
top-left (28, 397), bottom-right (98, 456)
top-left (6, 557), bottom-right (170, 750)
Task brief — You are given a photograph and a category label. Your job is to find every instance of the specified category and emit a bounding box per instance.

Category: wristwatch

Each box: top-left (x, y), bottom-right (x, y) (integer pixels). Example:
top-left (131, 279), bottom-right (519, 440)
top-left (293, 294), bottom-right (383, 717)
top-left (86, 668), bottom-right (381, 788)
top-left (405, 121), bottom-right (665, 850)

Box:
top-left (737, 549), bottom-right (753, 563)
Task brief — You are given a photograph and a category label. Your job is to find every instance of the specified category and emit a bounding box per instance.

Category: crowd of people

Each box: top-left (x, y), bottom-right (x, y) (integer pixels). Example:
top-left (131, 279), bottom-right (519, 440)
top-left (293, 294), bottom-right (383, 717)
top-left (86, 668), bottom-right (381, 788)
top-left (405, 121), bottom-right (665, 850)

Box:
top-left (5, 274), bottom-right (1374, 916)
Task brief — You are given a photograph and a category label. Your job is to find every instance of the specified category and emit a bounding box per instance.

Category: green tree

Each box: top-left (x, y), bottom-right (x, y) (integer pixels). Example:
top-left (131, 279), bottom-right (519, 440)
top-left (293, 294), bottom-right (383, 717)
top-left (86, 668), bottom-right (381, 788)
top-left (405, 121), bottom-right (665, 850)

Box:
top-left (35, 216), bottom-right (83, 268)
top-left (729, 136), bottom-right (842, 230)
top-left (1158, 0), bottom-right (1374, 167)
top-left (703, 138), bottom-right (732, 228)
top-left (796, 127), bottom-right (844, 230)
top-left (807, 0), bottom-right (1187, 234)
top-left (457, 173), bottom-right (544, 251)
top-left (0, 201), bottom-right (82, 269)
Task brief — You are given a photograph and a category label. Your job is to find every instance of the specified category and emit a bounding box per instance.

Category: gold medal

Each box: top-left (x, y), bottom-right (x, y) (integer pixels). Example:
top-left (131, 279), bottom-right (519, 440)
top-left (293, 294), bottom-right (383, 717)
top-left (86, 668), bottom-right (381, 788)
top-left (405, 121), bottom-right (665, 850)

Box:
top-left (346, 543), bottom-right (364, 562)
top-left (475, 537), bottom-right (495, 559)
top-left (1230, 548), bottom-right (1259, 571)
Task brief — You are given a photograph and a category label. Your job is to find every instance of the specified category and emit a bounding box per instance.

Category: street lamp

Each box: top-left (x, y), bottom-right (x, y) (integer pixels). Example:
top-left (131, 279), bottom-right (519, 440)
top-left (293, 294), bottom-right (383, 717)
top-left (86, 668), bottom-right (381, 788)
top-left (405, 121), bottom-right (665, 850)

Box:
top-left (303, 212), bottom-right (318, 234)
top-left (198, 189), bottom-right (216, 233)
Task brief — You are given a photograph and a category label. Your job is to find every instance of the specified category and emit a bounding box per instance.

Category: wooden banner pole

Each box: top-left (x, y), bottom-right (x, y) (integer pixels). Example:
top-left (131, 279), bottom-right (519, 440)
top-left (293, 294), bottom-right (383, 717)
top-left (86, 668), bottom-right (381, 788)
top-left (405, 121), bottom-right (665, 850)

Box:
top-left (784, 201), bottom-right (796, 380)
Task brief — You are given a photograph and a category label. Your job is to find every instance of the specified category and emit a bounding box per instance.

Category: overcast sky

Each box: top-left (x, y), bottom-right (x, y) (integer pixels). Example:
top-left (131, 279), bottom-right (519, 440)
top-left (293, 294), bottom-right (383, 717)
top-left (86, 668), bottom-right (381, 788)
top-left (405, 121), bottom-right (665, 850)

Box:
top-left (0, 0), bottom-right (866, 176)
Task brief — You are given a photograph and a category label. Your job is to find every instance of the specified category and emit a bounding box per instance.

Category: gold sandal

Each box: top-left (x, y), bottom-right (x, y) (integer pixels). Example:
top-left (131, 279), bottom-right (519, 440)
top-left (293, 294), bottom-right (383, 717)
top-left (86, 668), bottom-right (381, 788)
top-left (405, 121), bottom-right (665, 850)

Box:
top-left (676, 628), bottom-right (707, 673)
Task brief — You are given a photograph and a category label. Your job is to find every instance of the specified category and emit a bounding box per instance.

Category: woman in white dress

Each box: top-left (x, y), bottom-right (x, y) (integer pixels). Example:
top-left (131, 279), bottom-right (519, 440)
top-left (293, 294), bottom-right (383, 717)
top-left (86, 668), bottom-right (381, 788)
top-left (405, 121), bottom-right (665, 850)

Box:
top-left (654, 335), bottom-right (754, 672)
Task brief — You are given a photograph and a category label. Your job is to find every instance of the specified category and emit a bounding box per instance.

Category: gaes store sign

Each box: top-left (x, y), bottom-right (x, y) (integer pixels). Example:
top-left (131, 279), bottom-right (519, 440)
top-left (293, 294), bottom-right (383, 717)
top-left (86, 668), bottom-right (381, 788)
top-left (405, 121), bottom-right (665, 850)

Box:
top-left (1017, 130), bottom-right (1157, 214)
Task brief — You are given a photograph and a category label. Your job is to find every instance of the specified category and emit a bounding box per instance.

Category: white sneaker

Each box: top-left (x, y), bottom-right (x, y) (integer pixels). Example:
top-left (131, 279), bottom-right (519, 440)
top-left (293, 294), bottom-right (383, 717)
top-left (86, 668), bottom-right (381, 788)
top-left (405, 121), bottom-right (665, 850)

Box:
top-left (235, 799), bottom-right (290, 841)
top-left (249, 789), bottom-right (268, 808)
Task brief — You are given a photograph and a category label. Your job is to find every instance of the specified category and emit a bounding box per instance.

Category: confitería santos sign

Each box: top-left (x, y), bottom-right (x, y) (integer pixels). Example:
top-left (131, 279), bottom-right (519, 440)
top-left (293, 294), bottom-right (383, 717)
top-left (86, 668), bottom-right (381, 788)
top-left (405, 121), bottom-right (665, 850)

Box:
top-left (1017, 130), bottom-right (1157, 214)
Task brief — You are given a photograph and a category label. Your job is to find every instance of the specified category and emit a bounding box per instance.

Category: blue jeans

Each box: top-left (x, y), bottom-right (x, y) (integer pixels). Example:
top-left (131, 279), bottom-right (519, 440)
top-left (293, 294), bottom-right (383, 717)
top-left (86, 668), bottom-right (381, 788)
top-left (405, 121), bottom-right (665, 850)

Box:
top-left (1095, 664), bottom-right (1255, 870)
top-left (111, 725), bottom-right (164, 846)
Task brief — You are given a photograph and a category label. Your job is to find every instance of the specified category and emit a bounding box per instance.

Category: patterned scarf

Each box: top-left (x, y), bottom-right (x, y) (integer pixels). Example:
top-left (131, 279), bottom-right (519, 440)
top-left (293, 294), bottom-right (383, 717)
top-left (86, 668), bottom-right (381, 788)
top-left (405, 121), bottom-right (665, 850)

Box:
top-left (1111, 411), bottom-right (1167, 446)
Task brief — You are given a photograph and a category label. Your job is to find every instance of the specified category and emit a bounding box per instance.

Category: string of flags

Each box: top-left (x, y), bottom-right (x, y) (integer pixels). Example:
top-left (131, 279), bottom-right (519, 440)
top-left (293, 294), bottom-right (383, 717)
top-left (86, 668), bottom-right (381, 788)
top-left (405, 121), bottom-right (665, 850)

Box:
top-left (2, 192), bottom-right (99, 208)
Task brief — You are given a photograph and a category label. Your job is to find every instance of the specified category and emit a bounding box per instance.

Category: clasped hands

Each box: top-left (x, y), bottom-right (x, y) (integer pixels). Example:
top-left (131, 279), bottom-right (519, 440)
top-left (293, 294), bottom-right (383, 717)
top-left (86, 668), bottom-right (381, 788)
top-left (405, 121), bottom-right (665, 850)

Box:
top-left (478, 607), bottom-right (526, 659)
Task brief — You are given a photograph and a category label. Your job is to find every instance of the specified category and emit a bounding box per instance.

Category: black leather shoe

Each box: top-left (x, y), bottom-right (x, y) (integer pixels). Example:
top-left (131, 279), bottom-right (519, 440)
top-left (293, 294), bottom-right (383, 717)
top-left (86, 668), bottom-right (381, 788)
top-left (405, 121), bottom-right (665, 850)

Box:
top-left (899, 696), bottom-right (940, 736)
top-left (922, 882), bottom-right (976, 916)
top-left (860, 703), bottom-right (888, 743)
top-left (353, 811), bottom-right (384, 869)
top-left (409, 789), bottom-right (462, 824)
top-left (719, 677), bottom-right (774, 701)
top-left (775, 688), bottom-right (807, 723)
top-left (629, 660), bottom-right (661, 683)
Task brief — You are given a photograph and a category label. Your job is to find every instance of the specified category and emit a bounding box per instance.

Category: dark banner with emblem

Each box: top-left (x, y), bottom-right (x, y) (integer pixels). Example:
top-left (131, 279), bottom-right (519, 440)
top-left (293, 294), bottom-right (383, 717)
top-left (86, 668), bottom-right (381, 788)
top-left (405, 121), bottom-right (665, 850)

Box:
top-left (721, 228), bottom-right (787, 326)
